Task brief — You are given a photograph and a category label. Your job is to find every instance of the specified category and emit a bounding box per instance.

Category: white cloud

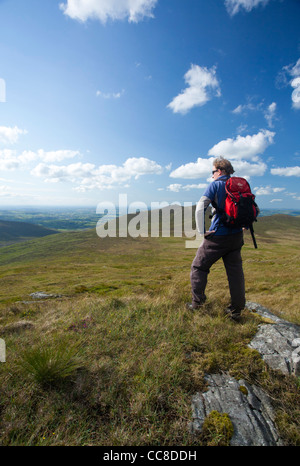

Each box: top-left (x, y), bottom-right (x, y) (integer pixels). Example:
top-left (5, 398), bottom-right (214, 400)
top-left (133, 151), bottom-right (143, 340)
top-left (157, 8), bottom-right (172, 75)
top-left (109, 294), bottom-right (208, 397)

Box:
top-left (166, 183), bottom-right (208, 192)
top-left (291, 76), bottom-right (300, 110)
top-left (264, 102), bottom-right (277, 127)
top-left (170, 156), bottom-right (267, 180)
top-left (279, 58), bottom-right (300, 110)
top-left (232, 99), bottom-right (277, 128)
top-left (31, 157), bottom-right (163, 190)
top-left (0, 126), bottom-right (27, 145)
top-left (232, 101), bottom-right (262, 114)
top-left (59, 0), bottom-right (158, 23)
top-left (0, 185), bottom-right (15, 198)
top-left (289, 59), bottom-right (300, 109)
top-left (225, 0), bottom-right (270, 16)
top-left (31, 162), bottom-right (95, 182)
top-left (231, 160), bottom-right (267, 177)
top-left (254, 185), bottom-right (285, 195)
top-left (23, 149), bottom-right (80, 163)
top-left (271, 166), bottom-right (300, 177)
top-left (166, 184), bottom-right (182, 192)
top-left (170, 157), bottom-right (215, 179)
top-left (208, 129), bottom-right (275, 161)
top-left (167, 64), bottom-right (221, 115)
top-left (0, 149), bottom-right (20, 170)
top-left (0, 148), bottom-right (80, 170)
top-left (122, 157), bottom-right (163, 178)
top-left (96, 89), bottom-right (124, 99)
top-left (270, 199), bottom-right (282, 203)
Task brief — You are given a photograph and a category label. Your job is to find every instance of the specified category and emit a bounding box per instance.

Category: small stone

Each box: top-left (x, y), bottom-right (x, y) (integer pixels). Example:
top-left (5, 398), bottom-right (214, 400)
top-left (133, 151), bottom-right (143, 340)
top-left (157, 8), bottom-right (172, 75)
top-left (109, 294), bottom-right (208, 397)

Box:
top-left (292, 338), bottom-right (300, 348)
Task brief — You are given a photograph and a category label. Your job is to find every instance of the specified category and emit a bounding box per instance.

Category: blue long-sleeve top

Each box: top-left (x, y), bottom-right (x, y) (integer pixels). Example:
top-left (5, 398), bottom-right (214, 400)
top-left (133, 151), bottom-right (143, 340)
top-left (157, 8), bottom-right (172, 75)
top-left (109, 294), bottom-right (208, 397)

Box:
top-left (195, 175), bottom-right (242, 236)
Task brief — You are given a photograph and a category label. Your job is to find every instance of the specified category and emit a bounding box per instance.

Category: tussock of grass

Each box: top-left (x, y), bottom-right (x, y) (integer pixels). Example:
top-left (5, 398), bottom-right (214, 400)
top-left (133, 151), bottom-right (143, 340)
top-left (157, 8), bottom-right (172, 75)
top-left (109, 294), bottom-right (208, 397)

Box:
top-left (19, 338), bottom-right (83, 386)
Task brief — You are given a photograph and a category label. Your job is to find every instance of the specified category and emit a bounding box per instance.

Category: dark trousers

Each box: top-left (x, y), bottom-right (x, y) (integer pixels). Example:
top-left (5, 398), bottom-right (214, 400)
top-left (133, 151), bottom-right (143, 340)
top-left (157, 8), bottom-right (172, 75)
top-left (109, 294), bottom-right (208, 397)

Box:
top-left (190, 232), bottom-right (245, 311)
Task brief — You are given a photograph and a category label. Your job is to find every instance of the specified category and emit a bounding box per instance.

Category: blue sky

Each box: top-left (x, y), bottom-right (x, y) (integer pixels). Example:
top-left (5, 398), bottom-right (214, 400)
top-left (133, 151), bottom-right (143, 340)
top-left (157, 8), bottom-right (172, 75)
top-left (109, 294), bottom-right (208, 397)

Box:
top-left (0, 0), bottom-right (299, 208)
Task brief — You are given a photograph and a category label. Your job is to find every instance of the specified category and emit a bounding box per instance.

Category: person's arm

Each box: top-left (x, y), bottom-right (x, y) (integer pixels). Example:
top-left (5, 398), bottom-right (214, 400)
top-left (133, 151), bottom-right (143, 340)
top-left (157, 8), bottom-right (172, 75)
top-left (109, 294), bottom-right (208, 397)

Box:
top-left (195, 195), bottom-right (211, 235)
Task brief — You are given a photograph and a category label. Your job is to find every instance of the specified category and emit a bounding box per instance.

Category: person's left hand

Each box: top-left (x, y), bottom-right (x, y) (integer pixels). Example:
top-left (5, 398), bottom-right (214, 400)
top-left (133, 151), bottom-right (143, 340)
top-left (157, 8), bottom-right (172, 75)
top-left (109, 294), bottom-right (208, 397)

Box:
top-left (204, 230), bottom-right (215, 238)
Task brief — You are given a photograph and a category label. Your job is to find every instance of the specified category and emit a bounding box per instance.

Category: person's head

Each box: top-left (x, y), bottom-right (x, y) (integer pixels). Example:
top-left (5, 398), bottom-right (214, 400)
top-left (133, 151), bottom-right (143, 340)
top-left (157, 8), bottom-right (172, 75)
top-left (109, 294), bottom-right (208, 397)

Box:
top-left (212, 156), bottom-right (235, 180)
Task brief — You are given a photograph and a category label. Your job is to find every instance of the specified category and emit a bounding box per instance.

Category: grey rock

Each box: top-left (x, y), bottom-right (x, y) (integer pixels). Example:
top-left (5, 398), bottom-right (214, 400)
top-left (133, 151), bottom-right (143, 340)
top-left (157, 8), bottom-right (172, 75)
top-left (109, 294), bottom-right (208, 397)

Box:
top-left (190, 302), bottom-right (300, 446)
top-left (246, 301), bottom-right (300, 376)
top-left (29, 291), bottom-right (61, 299)
top-left (191, 373), bottom-right (283, 446)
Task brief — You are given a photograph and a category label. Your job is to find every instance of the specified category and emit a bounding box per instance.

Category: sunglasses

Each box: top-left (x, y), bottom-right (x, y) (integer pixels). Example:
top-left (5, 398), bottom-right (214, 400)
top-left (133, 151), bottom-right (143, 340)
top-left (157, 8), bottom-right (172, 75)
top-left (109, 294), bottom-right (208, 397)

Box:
top-left (212, 169), bottom-right (219, 174)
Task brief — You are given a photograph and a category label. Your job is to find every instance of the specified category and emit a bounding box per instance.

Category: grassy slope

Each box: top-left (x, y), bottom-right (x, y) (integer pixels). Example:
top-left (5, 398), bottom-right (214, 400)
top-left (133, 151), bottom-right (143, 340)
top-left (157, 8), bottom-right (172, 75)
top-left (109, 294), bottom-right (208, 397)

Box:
top-left (0, 220), bottom-right (58, 247)
top-left (0, 214), bottom-right (299, 446)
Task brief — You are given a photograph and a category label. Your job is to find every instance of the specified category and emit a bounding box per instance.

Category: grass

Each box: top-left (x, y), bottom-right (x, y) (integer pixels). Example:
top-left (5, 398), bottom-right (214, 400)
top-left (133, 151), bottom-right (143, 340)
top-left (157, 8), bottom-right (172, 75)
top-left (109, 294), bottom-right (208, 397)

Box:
top-left (19, 338), bottom-right (83, 386)
top-left (0, 214), bottom-right (299, 445)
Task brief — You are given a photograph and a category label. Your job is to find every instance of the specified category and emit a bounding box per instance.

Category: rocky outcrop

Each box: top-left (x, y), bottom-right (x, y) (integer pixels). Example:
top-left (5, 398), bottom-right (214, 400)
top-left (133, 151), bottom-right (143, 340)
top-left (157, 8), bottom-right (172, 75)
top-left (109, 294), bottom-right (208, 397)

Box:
top-left (191, 373), bottom-right (283, 446)
top-left (246, 301), bottom-right (300, 376)
top-left (191, 302), bottom-right (300, 446)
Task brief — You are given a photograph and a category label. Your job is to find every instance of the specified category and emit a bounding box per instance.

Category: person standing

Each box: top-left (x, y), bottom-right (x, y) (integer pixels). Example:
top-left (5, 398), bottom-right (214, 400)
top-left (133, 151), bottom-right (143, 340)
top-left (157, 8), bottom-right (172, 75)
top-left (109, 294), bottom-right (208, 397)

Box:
top-left (186, 157), bottom-right (245, 322)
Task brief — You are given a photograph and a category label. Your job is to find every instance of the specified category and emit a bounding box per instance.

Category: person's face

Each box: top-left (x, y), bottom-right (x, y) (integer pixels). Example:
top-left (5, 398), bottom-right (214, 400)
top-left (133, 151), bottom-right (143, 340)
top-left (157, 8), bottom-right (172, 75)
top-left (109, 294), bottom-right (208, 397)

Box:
top-left (212, 167), bottom-right (222, 180)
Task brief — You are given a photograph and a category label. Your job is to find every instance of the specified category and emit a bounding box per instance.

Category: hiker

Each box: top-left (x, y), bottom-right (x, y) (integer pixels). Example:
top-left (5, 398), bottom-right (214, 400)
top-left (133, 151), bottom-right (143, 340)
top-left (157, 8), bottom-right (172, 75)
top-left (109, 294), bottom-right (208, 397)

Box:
top-left (186, 157), bottom-right (245, 322)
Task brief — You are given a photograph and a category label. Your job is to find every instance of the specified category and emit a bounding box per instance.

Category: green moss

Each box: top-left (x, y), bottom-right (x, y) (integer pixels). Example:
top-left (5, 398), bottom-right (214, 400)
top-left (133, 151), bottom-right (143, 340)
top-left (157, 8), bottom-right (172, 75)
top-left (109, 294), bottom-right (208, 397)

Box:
top-left (201, 410), bottom-right (234, 446)
top-left (239, 385), bottom-right (248, 396)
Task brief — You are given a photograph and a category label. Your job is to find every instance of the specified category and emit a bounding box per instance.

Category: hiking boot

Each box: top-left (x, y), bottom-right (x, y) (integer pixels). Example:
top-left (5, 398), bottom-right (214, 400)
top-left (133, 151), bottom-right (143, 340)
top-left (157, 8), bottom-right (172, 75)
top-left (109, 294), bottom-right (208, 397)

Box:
top-left (186, 302), bottom-right (204, 311)
top-left (224, 307), bottom-right (242, 323)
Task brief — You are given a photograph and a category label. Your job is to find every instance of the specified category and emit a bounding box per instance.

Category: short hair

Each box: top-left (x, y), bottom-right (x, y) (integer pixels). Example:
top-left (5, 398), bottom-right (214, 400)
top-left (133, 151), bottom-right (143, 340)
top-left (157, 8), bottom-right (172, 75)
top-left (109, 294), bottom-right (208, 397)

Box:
top-left (213, 156), bottom-right (235, 175)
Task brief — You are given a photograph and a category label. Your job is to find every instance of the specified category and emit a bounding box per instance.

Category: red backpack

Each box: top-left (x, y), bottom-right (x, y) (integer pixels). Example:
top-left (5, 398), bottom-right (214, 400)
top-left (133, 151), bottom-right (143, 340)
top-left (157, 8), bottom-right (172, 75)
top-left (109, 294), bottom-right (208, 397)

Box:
top-left (221, 177), bottom-right (259, 248)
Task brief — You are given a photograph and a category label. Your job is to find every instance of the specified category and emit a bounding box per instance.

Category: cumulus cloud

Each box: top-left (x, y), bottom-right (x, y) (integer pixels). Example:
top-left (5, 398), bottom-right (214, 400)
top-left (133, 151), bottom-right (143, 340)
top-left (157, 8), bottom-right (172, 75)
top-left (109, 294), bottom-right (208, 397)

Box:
top-left (170, 129), bottom-right (272, 182)
top-left (0, 149), bottom-right (20, 170)
top-left (278, 58), bottom-right (300, 109)
top-left (167, 64), bottom-right (221, 115)
top-left (271, 166), bottom-right (300, 177)
top-left (31, 162), bottom-right (96, 182)
top-left (208, 129), bottom-right (275, 161)
top-left (230, 160), bottom-right (267, 177)
top-left (24, 149), bottom-right (80, 163)
top-left (31, 157), bottom-right (163, 190)
top-left (59, 0), bottom-right (158, 23)
top-left (291, 76), bottom-right (300, 110)
top-left (0, 126), bottom-right (27, 145)
top-left (169, 155), bottom-right (267, 180)
top-left (225, 0), bottom-right (270, 16)
top-left (170, 157), bottom-right (215, 179)
top-left (0, 148), bottom-right (80, 170)
top-left (254, 185), bottom-right (285, 195)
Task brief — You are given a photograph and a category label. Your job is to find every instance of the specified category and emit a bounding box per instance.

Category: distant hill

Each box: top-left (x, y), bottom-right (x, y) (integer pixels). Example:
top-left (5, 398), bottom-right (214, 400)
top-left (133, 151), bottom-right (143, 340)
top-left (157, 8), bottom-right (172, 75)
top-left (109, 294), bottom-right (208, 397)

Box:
top-left (0, 220), bottom-right (59, 246)
top-left (252, 214), bottom-right (300, 239)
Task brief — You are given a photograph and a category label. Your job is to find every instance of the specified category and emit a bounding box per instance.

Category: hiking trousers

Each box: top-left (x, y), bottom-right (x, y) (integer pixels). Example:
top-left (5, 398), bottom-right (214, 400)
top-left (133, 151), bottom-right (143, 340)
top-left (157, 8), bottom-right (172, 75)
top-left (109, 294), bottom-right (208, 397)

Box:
top-left (190, 232), bottom-right (245, 311)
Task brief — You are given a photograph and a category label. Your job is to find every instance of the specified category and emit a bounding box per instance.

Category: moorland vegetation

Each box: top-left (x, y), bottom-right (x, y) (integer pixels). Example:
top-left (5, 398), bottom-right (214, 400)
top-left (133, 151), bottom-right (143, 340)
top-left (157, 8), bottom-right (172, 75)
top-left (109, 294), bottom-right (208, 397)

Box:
top-left (0, 213), bottom-right (299, 446)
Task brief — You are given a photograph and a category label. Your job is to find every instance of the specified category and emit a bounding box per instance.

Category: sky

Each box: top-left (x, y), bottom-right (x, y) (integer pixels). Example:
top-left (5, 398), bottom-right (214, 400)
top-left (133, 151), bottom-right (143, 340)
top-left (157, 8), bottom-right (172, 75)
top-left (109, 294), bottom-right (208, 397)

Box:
top-left (0, 0), bottom-right (300, 209)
